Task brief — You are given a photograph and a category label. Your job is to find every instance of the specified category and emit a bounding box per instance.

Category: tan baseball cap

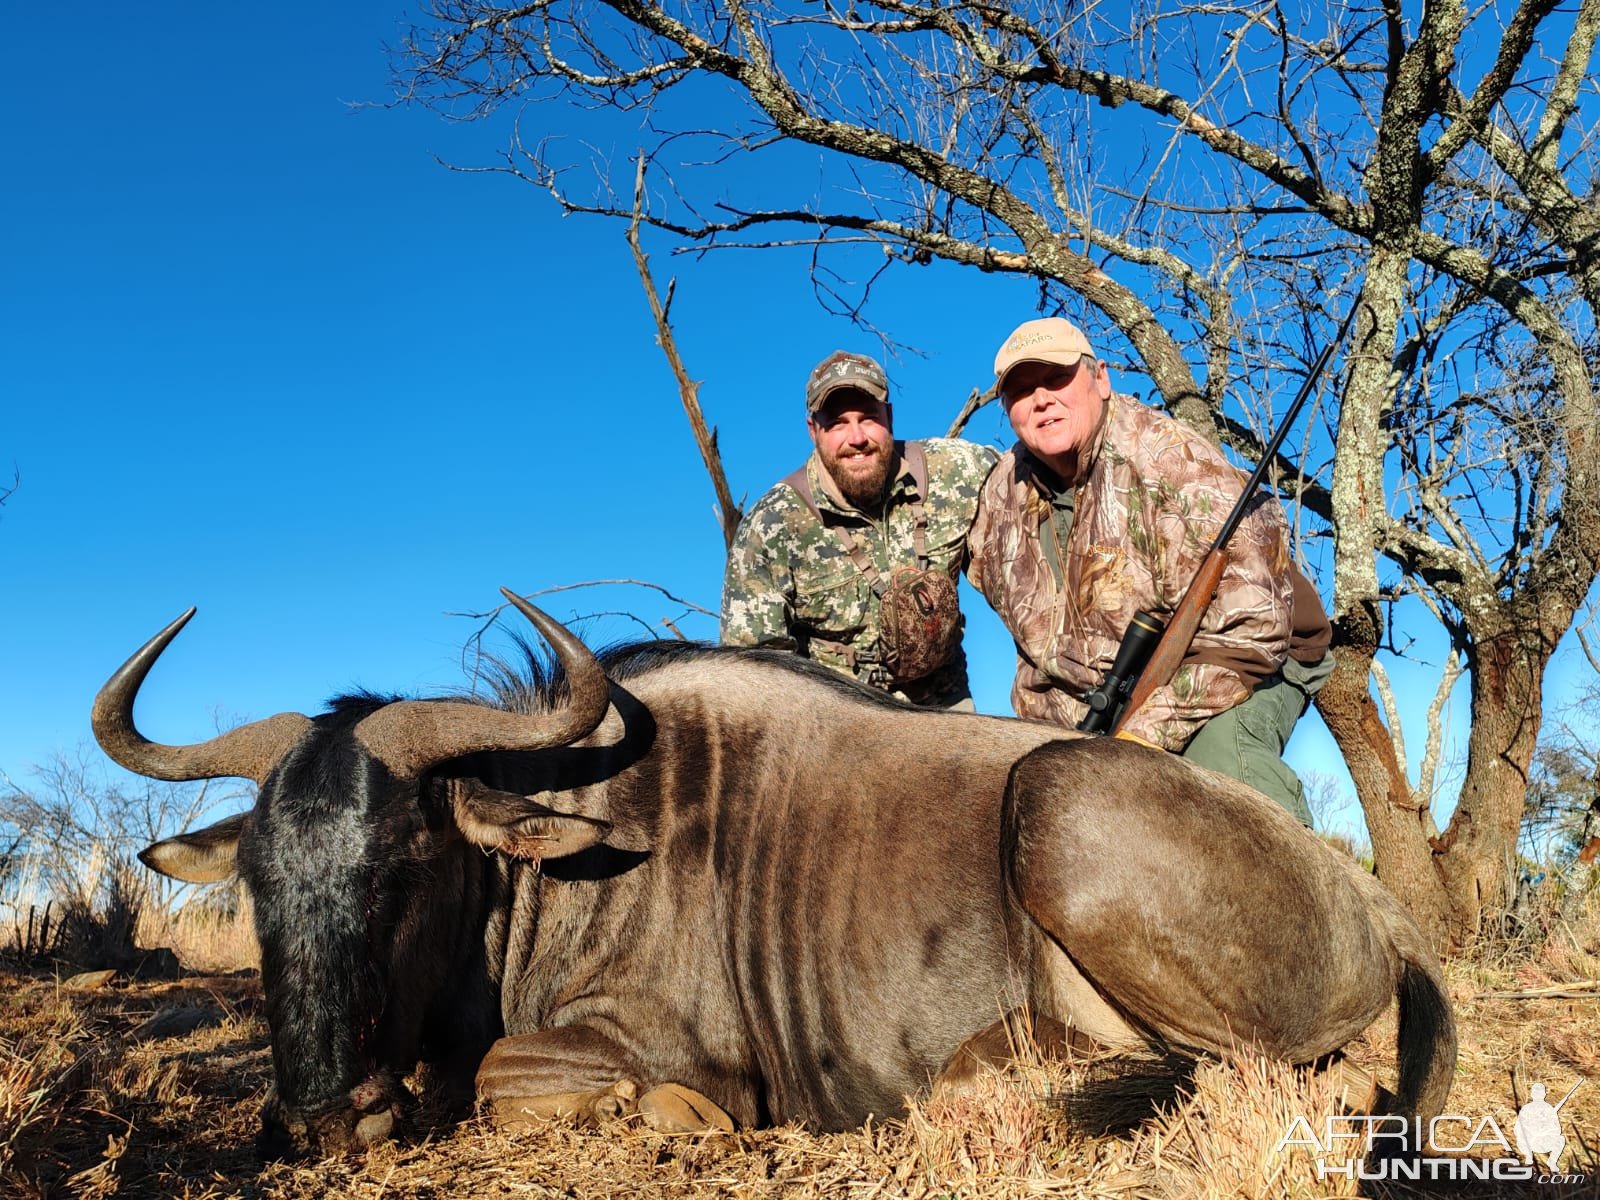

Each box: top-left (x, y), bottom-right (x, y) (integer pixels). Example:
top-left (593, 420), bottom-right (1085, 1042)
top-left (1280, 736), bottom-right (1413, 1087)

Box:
top-left (805, 351), bottom-right (889, 415)
top-left (993, 318), bottom-right (1094, 387)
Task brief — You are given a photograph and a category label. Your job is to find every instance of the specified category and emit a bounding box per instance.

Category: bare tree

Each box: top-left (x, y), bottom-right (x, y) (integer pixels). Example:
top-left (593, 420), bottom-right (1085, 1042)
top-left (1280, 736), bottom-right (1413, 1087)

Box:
top-left (396, 0), bottom-right (1600, 947)
top-left (1524, 745), bottom-right (1597, 865)
top-left (1528, 662), bottom-right (1600, 886)
top-left (0, 750), bottom-right (240, 913)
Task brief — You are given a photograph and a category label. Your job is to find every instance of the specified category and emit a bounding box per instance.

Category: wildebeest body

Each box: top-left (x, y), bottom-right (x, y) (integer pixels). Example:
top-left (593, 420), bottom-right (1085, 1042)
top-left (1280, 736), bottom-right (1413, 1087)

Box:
top-left (465, 660), bottom-right (1051, 1130)
top-left (98, 596), bottom-right (1456, 1153)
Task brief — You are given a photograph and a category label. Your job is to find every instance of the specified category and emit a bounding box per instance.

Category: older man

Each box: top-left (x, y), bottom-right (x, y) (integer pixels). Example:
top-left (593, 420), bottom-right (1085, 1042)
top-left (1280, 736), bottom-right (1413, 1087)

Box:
top-left (967, 318), bottom-right (1332, 823)
top-left (722, 351), bottom-right (996, 709)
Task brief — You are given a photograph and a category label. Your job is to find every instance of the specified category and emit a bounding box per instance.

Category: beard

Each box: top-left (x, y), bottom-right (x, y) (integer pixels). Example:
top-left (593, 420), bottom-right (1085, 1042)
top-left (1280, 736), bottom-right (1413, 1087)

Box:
top-left (823, 445), bottom-right (896, 510)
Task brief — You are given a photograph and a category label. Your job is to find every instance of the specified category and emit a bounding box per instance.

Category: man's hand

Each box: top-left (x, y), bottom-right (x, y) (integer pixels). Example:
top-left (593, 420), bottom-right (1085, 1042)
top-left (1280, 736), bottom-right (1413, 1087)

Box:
top-left (1113, 729), bottom-right (1163, 751)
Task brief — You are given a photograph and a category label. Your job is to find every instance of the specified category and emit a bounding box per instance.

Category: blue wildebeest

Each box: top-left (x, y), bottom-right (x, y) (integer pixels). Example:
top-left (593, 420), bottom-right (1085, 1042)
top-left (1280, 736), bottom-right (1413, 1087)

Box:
top-left (96, 589), bottom-right (1455, 1156)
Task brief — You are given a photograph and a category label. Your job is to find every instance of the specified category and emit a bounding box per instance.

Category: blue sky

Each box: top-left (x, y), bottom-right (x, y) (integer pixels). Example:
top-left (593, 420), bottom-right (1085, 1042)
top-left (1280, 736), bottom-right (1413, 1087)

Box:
top-left (4, 3), bottom-right (1580, 840)
top-left (0, 4), bottom-right (1014, 782)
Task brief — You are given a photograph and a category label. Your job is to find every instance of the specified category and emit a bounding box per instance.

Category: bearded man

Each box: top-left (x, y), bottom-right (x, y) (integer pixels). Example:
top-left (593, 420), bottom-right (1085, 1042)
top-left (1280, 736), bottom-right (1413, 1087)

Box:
top-left (721, 351), bottom-right (996, 709)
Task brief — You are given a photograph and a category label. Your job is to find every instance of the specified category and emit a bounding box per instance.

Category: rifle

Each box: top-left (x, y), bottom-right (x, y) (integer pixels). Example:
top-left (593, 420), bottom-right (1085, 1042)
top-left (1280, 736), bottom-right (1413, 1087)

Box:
top-left (1080, 304), bottom-right (1358, 736)
top-left (1077, 609), bottom-right (1165, 733)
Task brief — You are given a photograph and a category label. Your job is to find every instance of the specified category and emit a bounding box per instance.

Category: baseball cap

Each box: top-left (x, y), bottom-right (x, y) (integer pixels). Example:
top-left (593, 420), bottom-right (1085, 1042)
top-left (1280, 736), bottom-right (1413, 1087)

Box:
top-left (993, 318), bottom-right (1095, 388)
top-left (805, 351), bottom-right (889, 415)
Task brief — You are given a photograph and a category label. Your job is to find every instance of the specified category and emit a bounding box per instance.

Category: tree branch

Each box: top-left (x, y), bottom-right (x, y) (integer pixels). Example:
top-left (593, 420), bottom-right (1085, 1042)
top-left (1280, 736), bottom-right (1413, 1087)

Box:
top-left (626, 156), bottom-right (743, 548)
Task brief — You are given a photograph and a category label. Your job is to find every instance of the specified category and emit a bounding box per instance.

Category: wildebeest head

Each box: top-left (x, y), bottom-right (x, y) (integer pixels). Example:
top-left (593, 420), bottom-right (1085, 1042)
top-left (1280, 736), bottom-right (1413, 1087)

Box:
top-left (92, 590), bottom-right (613, 1156)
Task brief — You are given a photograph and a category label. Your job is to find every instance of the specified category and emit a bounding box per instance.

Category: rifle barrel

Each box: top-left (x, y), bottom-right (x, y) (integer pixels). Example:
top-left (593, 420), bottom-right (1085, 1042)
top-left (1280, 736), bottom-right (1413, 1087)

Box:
top-left (1110, 300), bottom-right (1358, 732)
top-left (1212, 303), bottom-right (1360, 553)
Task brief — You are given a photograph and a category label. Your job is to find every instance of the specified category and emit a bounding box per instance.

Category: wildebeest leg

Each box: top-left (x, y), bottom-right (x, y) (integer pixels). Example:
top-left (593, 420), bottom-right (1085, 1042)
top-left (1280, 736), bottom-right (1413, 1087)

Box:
top-left (1003, 740), bottom-right (1405, 1066)
top-left (932, 1009), bottom-right (1078, 1098)
top-left (478, 1027), bottom-right (735, 1132)
top-left (1314, 1054), bottom-right (1383, 1114)
top-left (479, 1026), bottom-right (642, 1129)
top-left (491, 1080), bottom-right (641, 1129)
top-left (1032, 941), bottom-right (1148, 1052)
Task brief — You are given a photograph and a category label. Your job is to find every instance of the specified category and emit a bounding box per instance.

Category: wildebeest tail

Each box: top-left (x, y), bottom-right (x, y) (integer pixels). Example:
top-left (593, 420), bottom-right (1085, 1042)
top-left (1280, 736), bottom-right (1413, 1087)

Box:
top-left (1395, 954), bottom-right (1456, 1121)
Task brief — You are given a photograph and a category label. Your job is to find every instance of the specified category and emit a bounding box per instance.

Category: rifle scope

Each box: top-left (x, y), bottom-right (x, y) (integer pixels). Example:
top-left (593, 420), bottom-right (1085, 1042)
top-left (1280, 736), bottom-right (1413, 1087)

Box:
top-left (1077, 609), bottom-right (1166, 734)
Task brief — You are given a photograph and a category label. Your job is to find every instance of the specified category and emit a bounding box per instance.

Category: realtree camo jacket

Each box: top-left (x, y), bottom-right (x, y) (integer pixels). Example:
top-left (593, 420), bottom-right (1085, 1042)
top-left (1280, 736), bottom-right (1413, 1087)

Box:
top-left (966, 396), bottom-right (1294, 749)
top-left (721, 437), bottom-right (998, 704)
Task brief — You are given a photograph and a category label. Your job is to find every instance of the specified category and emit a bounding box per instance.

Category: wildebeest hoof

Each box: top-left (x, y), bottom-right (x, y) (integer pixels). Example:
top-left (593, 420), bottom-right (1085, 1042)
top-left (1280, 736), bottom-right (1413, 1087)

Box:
top-left (638, 1083), bottom-right (735, 1133)
top-left (492, 1079), bottom-right (642, 1130)
top-left (590, 1078), bottom-right (639, 1122)
top-left (932, 1010), bottom-right (1080, 1103)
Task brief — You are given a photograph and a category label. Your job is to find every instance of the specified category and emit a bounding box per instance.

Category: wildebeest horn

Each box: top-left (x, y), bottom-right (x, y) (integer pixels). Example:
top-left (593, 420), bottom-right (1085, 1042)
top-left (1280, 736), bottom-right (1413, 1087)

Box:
top-left (92, 608), bottom-right (312, 784)
top-left (350, 588), bottom-right (612, 779)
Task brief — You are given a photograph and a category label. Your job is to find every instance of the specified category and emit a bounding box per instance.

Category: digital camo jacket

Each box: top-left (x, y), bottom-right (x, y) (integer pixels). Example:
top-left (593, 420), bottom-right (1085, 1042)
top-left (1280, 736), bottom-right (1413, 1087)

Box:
top-left (967, 396), bottom-right (1294, 749)
top-left (721, 437), bottom-right (998, 704)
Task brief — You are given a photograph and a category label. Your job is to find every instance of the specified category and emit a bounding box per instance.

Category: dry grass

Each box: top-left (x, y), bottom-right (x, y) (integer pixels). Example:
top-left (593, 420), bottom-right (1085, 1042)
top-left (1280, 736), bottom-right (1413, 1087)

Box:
top-left (2, 894), bottom-right (1597, 1198)
top-left (0, 997), bottom-right (81, 1180)
top-left (135, 891), bottom-right (259, 976)
top-left (1124, 1056), bottom-right (1349, 1199)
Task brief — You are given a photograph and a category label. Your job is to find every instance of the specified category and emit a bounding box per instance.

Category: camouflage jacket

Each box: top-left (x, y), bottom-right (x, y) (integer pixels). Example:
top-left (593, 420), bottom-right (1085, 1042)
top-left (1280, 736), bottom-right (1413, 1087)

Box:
top-left (967, 396), bottom-right (1294, 748)
top-left (722, 437), bottom-right (998, 705)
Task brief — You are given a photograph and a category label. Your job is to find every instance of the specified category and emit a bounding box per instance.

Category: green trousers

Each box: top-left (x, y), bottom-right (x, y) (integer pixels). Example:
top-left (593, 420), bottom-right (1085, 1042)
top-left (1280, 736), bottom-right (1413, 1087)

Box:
top-left (1180, 654), bottom-right (1332, 827)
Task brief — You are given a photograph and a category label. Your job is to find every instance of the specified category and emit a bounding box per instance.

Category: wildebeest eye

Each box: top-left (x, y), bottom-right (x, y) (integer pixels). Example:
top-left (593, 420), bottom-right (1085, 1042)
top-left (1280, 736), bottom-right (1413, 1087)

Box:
top-left (419, 777), bottom-right (452, 833)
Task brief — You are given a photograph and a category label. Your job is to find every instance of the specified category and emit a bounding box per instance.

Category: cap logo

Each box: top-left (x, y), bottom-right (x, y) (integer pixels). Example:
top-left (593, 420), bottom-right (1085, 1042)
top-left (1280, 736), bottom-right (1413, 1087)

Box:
top-left (1005, 331), bottom-right (1057, 353)
top-left (806, 351), bottom-right (888, 412)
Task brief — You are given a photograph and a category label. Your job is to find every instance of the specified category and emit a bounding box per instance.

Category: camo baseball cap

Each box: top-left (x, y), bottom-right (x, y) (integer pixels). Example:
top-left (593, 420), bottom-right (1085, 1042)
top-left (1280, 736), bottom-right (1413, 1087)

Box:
top-left (994, 318), bottom-right (1095, 387)
top-left (805, 350), bottom-right (889, 415)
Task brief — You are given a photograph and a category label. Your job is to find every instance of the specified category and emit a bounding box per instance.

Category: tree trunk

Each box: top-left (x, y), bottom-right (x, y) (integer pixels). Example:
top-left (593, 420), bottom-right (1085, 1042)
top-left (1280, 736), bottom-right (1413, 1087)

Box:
top-left (1434, 611), bottom-right (1550, 935)
top-left (1316, 616), bottom-right (1455, 950)
top-left (1320, 591), bottom-right (1559, 951)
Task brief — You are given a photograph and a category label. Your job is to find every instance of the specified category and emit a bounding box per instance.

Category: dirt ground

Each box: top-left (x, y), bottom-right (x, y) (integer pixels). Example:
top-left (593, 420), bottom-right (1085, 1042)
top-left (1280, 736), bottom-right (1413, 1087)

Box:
top-left (2, 942), bottom-right (1596, 1200)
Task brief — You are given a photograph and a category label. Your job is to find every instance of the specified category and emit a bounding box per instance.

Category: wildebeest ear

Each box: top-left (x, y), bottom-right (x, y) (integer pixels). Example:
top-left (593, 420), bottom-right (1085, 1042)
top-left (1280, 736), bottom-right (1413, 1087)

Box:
top-left (451, 780), bottom-right (611, 861)
top-left (138, 812), bottom-right (247, 883)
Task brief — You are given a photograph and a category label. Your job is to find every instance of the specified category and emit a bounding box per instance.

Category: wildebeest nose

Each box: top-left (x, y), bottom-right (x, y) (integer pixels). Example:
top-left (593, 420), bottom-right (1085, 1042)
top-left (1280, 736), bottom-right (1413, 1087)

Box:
top-left (354, 1108), bottom-right (396, 1146)
top-left (257, 1073), bottom-right (411, 1159)
top-left (295, 1103), bottom-right (397, 1157)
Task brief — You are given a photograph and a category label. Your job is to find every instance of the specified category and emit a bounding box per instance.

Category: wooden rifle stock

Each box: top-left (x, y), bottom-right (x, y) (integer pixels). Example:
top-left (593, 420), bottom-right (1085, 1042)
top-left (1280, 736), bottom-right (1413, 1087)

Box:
top-left (1111, 548), bottom-right (1228, 734)
top-left (1105, 302), bottom-right (1358, 736)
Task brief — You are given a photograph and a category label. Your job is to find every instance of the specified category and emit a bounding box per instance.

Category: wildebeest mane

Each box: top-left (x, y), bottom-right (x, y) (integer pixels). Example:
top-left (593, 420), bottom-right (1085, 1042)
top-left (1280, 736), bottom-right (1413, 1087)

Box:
top-left (320, 691), bottom-right (400, 722)
top-left (315, 636), bottom-right (913, 724)
top-left (480, 634), bottom-right (915, 717)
